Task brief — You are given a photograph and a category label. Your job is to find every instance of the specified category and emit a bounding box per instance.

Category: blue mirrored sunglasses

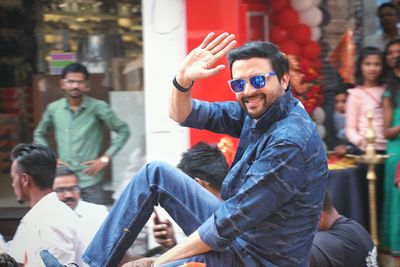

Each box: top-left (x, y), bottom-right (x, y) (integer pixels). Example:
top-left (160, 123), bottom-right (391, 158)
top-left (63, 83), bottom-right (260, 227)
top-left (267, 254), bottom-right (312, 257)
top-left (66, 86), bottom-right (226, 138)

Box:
top-left (227, 72), bottom-right (276, 93)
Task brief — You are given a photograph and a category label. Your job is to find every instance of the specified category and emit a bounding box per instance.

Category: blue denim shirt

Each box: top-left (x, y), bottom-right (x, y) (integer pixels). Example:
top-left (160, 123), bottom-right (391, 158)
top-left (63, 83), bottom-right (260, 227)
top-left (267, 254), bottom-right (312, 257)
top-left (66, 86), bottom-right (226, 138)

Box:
top-left (182, 89), bottom-right (328, 267)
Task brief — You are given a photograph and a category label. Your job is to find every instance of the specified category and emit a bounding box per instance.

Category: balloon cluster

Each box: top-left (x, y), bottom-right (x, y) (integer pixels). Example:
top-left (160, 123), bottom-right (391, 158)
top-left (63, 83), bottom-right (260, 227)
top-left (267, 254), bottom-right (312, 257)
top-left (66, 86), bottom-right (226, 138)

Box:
top-left (269, 0), bottom-right (324, 114)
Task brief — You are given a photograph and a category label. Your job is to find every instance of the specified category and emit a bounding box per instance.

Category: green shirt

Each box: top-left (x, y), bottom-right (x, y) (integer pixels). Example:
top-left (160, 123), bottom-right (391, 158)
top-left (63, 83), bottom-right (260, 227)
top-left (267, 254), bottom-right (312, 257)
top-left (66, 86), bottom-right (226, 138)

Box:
top-left (33, 95), bottom-right (130, 188)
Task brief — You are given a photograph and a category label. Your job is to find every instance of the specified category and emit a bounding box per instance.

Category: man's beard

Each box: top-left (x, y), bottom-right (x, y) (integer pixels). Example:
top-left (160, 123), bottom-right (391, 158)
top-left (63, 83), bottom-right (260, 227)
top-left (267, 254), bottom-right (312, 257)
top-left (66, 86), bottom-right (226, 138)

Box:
top-left (69, 89), bottom-right (83, 99)
top-left (63, 197), bottom-right (78, 208)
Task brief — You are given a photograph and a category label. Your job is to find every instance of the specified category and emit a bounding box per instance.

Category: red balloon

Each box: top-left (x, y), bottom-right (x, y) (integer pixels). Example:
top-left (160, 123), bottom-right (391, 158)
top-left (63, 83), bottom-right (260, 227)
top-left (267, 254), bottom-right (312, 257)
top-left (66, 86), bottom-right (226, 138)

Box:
top-left (271, 0), bottom-right (290, 12)
top-left (277, 7), bottom-right (299, 28)
top-left (279, 40), bottom-right (300, 56)
top-left (301, 41), bottom-right (321, 60)
top-left (292, 24), bottom-right (311, 45)
top-left (313, 61), bottom-right (321, 71)
top-left (270, 13), bottom-right (280, 26)
top-left (270, 26), bottom-right (289, 44)
top-left (299, 58), bottom-right (312, 71)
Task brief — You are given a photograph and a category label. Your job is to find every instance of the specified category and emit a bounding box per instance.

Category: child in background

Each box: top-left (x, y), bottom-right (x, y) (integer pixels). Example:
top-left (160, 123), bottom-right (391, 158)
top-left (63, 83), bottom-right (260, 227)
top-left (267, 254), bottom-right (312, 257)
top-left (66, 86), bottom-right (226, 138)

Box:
top-left (345, 46), bottom-right (386, 226)
top-left (333, 82), bottom-right (355, 156)
top-left (345, 47), bottom-right (386, 152)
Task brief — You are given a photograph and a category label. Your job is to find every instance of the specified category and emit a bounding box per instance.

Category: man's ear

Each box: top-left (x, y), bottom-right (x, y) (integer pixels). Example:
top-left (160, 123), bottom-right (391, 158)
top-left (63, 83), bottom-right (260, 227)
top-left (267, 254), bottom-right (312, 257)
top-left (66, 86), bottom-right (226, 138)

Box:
top-left (194, 177), bottom-right (209, 189)
top-left (280, 73), bottom-right (290, 89)
top-left (318, 211), bottom-right (327, 230)
top-left (59, 79), bottom-right (65, 91)
top-left (20, 173), bottom-right (31, 188)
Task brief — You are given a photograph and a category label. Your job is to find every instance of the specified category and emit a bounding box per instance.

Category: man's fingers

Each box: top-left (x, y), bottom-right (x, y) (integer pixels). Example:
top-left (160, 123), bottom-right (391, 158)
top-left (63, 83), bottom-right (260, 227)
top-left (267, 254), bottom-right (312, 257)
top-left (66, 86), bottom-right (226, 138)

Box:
top-left (202, 65), bottom-right (226, 77)
top-left (214, 39), bottom-right (237, 60)
top-left (153, 223), bottom-right (168, 230)
top-left (199, 32), bottom-right (215, 49)
top-left (154, 231), bottom-right (168, 237)
top-left (210, 34), bottom-right (236, 55)
top-left (205, 32), bottom-right (229, 51)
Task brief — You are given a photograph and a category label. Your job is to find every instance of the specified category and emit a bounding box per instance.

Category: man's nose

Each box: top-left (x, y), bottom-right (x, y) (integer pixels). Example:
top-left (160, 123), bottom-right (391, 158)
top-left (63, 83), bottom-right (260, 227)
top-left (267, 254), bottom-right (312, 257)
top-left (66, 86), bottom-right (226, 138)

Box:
top-left (64, 190), bottom-right (74, 197)
top-left (243, 81), bottom-right (254, 94)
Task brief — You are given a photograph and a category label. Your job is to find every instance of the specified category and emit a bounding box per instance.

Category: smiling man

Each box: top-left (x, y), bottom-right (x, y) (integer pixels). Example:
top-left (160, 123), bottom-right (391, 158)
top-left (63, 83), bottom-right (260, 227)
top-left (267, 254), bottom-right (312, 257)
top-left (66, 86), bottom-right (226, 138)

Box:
top-left (33, 63), bottom-right (130, 204)
top-left (82, 33), bottom-right (328, 267)
top-left (53, 166), bottom-right (108, 245)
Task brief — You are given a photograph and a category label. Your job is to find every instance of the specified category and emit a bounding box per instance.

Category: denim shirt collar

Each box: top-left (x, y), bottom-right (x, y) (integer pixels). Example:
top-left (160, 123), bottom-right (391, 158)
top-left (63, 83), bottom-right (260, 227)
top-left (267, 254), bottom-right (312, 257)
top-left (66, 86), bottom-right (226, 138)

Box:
top-left (251, 88), bottom-right (297, 131)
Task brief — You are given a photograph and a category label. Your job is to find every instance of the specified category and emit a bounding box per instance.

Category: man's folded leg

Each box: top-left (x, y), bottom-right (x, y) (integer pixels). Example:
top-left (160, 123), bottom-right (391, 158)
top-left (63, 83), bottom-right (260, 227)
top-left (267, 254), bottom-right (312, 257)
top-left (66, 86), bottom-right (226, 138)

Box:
top-left (83, 161), bottom-right (221, 267)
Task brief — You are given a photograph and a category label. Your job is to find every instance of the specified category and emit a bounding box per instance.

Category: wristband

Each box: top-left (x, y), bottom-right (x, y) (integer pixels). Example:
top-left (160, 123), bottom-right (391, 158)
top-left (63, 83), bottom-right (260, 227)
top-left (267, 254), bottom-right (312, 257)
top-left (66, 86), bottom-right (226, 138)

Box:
top-left (173, 76), bottom-right (194, 92)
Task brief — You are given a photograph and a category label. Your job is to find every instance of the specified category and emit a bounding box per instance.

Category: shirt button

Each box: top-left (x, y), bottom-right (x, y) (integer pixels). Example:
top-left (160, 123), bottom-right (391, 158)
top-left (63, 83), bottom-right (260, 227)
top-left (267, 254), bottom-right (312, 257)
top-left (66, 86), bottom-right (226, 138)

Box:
top-left (65, 129), bottom-right (69, 132)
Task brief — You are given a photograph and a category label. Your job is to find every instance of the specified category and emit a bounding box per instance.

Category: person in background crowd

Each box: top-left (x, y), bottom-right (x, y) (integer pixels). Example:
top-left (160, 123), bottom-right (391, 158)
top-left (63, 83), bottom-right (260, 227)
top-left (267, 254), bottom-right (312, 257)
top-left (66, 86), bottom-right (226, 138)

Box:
top-left (53, 166), bottom-right (109, 245)
top-left (345, 46), bottom-right (386, 225)
top-left (332, 82), bottom-right (355, 156)
top-left (175, 142), bottom-right (227, 199)
top-left (391, 0), bottom-right (400, 24)
top-left (380, 38), bottom-right (400, 256)
top-left (309, 192), bottom-right (376, 267)
top-left (81, 32), bottom-right (327, 267)
top-left (33, 63), bottom-right (130, 204)
top-left (364, 2), bottom-right (400, 51)
top-left (152, 142), bottom-right (229, 249)
top-left (7, 143), bottom-right (86, 267)
top-left (345, 46), bottom-right (386, 152)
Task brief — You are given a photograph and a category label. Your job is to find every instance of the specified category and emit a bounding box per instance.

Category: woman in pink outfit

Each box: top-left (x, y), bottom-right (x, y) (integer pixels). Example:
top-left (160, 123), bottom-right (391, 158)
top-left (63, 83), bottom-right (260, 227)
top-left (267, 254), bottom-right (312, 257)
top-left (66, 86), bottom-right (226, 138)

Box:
top-left (345, 46), bottom-right (387, 227)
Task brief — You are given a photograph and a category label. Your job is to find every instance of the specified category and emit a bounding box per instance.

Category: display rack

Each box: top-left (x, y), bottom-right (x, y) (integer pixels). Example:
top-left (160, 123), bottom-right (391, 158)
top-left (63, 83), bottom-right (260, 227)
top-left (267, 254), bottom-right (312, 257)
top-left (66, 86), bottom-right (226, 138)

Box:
top-left (36, 0), bottom-right (142, 73)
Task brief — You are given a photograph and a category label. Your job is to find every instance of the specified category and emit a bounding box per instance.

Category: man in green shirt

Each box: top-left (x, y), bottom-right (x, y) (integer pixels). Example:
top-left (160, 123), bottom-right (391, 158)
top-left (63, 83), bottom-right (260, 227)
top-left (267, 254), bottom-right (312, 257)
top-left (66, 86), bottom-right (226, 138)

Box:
top-left (33, 63), bottom-right (130, 204)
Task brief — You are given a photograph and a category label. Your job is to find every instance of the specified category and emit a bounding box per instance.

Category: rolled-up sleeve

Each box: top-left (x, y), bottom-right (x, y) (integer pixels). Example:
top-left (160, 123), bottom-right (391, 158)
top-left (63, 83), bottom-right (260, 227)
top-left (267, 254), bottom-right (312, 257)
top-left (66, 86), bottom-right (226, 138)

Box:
top-left (182, 99), bottom-right (245, 138)
top-left (33, 106), bottom-right (53, 147)
top-left (198, 140), bottom-right (307, 250)
top-left (97, 102), bottom-right (131, 157)
top-left (345, 92), bottom-right (363, 147)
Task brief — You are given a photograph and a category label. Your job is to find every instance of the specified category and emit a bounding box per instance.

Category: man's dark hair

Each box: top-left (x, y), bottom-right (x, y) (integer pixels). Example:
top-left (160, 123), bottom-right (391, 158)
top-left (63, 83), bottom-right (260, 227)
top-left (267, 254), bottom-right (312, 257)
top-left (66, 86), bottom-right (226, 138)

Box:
top-left (10, 143), bottom-right (57, 189)
top-left (177, 142), bottom-right (229, 190)
top-left (61, 62), bottom-right (89, 80)
top-left (322, 191), bottom-right (334, 213)
top-left (335, 82), bottom-right (354, 96)
top-left (227, 41), bottom-right (289, 83)
top-left (378, 2), bottom-right (397, 17)
top-left (355, 46), bottom-right (384, 86)
top-left (0, 252), bottom-right (19, 267)
top-left (56, 166), bottom-right (76, 178)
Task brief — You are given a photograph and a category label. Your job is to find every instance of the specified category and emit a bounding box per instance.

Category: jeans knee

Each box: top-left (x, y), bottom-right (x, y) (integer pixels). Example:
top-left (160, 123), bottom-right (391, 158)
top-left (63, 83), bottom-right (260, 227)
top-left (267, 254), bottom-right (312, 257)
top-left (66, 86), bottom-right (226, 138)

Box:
top-left (144, 161), bottom-right (177, 183)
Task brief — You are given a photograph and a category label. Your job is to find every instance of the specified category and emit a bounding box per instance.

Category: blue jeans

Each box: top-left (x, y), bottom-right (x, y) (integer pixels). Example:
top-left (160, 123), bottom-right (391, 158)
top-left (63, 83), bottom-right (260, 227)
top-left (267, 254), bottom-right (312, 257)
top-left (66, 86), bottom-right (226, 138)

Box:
top-left (82, 161), bottom-right (243, 267)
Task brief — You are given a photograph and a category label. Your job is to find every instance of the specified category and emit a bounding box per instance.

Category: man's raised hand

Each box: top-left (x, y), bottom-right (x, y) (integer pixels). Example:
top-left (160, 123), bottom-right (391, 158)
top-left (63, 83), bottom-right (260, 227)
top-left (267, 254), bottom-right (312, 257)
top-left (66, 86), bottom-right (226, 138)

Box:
top-left (176, 32), bottom-right (236, 87)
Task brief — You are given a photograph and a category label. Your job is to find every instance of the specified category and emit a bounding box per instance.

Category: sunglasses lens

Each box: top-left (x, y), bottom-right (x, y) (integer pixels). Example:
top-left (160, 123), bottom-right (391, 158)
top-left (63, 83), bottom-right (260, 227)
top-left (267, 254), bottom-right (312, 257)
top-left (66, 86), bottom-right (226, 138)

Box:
top-left (249, 75), bottom-right (266, 89)
top-left (230, 79), bottom-right (246, 92)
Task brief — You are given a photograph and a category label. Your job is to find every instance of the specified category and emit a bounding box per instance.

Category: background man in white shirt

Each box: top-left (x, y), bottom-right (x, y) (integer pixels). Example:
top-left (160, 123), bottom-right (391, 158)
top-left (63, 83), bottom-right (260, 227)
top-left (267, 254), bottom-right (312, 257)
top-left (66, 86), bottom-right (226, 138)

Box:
top-left (53, 166), bottom-right (109, 245)
top-left (8, 143), bottom-right (86, 267)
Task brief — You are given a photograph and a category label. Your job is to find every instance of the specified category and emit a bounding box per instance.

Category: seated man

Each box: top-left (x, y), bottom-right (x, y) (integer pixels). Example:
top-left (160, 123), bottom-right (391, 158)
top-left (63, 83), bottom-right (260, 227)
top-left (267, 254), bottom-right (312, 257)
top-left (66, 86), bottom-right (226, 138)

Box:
top-left (81, 32), bottom-right (327, 267)
top-left (8, 143), bottom-right (86, 266)
top-left (53, 166), bottom-right (109, 245)
top-left (152, 142), bottom-right (228, 248)
top-left (309, 192), bottom-right (376, 267)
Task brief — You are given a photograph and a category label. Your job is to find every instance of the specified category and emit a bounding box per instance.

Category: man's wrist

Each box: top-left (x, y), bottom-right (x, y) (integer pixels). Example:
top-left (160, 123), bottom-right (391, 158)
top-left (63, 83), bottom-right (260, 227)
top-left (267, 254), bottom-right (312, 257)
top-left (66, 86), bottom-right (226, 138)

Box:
top-left (99, 155), bottom-right (110, 164)
top-left (173, 76), bottom-right (194, 93)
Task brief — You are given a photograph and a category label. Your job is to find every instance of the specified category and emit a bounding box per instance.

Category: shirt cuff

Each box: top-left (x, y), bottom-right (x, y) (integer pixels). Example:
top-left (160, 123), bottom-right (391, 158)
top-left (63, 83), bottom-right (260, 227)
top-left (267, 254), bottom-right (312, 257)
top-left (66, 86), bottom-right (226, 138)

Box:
top-left (180, 100), bottom-right (210, 129)
top-left (198, 215), bottom-right (230, 251)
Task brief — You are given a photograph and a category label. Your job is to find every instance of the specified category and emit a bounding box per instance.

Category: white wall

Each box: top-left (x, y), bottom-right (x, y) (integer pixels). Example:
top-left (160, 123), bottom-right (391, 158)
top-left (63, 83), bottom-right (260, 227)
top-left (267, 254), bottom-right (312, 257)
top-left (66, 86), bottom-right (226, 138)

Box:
top-left (142, 0), bottom-right (189, 165)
